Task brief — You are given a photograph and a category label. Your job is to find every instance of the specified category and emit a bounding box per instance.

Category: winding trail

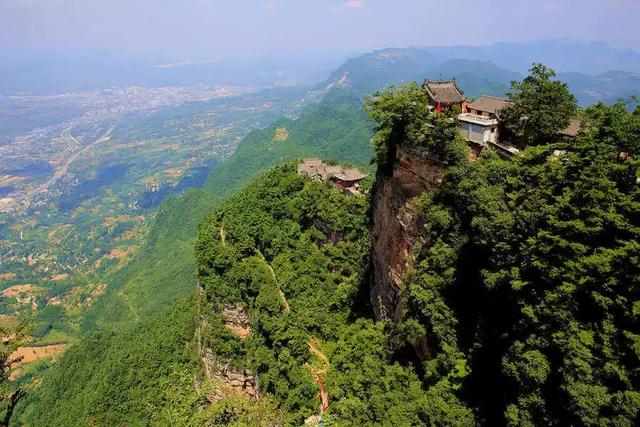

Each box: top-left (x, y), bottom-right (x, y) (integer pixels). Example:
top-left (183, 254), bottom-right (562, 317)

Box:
top-left (308, 338), bottom-right (329, 365)
top-left (308, 338), bottom-right (330, 413)
top-left (255, 249), bottom-right (290, 313)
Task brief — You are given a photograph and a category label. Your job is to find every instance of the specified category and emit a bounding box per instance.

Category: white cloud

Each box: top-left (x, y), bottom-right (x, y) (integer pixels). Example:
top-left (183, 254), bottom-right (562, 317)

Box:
top-left (333, 0), bottom-right (364, 11)
top-left (344, 0), bottom-right (364, 8)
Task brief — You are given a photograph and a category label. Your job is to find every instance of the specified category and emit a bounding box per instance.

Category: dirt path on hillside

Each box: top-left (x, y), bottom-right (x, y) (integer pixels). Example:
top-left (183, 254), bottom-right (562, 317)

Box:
top-left (255, 250), bottom-right (290, 313)
top-left (307, 338), bottom-right (330, 413)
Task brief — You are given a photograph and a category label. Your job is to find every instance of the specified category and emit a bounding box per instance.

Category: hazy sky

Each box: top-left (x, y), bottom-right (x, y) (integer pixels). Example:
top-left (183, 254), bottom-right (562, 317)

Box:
top-left (1, 0), bottom-right (639, 60)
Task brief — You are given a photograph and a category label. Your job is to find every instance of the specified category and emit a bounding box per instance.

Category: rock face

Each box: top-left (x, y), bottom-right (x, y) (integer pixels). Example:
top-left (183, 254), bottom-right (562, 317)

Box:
top-left (370, 143), bottom-right (448, 322)
top-left (201, 347), bottom-right (259, 403)
top-left (222, 305), bottom-right (251, 339)
top-left (195, 300), bottom-right (257, 403)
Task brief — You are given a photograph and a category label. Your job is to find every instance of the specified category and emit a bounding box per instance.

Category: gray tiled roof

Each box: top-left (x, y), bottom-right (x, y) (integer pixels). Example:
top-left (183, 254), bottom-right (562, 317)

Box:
top-left (468, 95), bottom-right (512, 115)
top-left (298, 159), bottom-right (368, 183)
top-left (424, 80), bottom-right (465, 104)
top-left (560, 118), bottom-right (582, 137)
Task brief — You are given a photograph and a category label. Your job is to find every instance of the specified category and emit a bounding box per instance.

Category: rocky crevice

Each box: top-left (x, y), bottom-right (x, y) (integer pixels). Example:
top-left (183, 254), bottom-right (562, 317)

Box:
top-left (370, 143), bottom-right (448, 322)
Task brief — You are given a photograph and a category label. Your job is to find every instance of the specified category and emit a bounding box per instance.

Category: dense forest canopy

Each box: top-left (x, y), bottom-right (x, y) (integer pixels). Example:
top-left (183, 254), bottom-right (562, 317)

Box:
top-left (12, 63), bottom-right (640, 426)
top-left (364, 70), bottom-right (640, 425)
top-left (195, 165), bottom-right (472, 425)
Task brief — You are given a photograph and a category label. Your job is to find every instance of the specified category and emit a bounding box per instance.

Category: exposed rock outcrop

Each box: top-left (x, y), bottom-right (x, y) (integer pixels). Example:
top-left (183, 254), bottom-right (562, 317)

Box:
top-left (221, 305), bottom-right (251, 339)
top-left (201, 347), bottom-right (259, 403)
top-left (370, 143), bottom-right (448, 322)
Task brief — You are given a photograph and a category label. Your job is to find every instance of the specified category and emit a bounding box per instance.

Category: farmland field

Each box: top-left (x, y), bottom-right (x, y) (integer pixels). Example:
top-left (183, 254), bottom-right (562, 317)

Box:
top-left (0, 84), bottom-right (316, 375)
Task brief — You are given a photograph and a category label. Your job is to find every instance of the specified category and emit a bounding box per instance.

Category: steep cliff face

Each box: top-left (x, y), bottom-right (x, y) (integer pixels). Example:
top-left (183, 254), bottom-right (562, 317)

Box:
top-left (370, 143), bottom-right (448, 321)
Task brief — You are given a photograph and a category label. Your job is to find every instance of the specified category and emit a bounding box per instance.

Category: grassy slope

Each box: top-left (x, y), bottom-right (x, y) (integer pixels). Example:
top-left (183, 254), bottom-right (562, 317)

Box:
top-left (19, 299), bottom-right (199, 426)
top-left (203, 89), bottom-right (373, 196)
top-left (81, 188), bottom-right (218, 331)
top-left (83, 88), bottom-right (373, 332)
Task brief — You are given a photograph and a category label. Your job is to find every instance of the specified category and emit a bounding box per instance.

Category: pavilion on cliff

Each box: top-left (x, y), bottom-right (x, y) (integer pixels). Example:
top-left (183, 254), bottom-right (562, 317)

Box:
top-left (423, 79), bottom-right (467, 113)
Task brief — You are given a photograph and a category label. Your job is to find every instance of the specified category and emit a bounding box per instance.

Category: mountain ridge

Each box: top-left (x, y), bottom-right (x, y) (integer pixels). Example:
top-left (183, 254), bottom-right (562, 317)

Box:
top-left (13, 46), bottom-right (640, 424)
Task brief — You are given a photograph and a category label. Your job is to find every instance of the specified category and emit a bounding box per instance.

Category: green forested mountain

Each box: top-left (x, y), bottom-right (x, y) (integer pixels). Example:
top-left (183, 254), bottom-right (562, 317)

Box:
top-left (322, 47), bottom-right (640, 106)
top-left (193, 164), bottom-right (472, 425)
top-left (14, 85), bottom-right (375, 424)
top-left (81, 87), bottom-right (374, 332)
top-left (361, 82), bottom-right (640, 424)
top-left (12, 53), bottom-right (640, 426)
top-left (320, 48), bottom-right (442, 94)
top-left (18, 300), bottom-right (199, 425)
top-left (406, 102), bottom-right (640, 425)
top-left (189, 76), bottom-right (640, 425)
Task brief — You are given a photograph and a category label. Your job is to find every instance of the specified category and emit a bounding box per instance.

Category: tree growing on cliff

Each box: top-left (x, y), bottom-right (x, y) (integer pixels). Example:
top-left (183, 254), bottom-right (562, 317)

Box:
top-left (364, 83), bottom-right (467, 172)
top-left (364, 82), bottom-right (431, 170)
top-left (502, 63), bottom-right (578, 146)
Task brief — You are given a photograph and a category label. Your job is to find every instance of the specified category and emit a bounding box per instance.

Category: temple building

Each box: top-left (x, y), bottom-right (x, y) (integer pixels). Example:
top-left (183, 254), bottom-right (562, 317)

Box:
top-left (423, 80), bottom-right (467, 112)
top-left (560, 118), bottom-right (582, 138)
top-left (421, 79), bottom-right (584, 158)
top-left (457, 95), bottom-right (512, 146)
top-left (297, 158), bottom-right (368, 195)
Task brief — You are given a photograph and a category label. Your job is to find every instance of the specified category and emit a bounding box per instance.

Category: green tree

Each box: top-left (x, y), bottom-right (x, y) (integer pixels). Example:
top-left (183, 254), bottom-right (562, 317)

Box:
top-left (364, 82), bottom-right (432, 169)
top-left (0, 322), bottom-right (29, 426)
top-left (364, 82), bottom-right (467, 171)
top-left (502, 63), bottom-right (578, 146)
top-left (583, 99), bottom-right (640, 152)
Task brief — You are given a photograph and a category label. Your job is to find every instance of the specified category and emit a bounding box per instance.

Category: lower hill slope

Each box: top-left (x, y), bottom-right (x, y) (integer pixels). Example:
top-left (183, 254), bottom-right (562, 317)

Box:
top-left (15, 62), bottom-right (640, 425)
top-left (202, 88), bottom-right (373, 196)
top-left (13, 88), bottom-right (375, 424)
top-left (193, 163), bottom-right (472, 425)
top-left (18, 300), bottom-right (199, 425)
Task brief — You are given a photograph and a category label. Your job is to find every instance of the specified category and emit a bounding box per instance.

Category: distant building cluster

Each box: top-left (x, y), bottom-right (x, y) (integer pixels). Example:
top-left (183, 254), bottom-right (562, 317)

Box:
top-left (423, 80), bottom-right (580, 156)
top-left (297, 158), bottom-right (368, 195)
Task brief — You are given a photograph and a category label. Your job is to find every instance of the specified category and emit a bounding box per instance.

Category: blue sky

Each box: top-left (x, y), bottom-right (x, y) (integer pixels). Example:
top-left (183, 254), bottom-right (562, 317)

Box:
top-left (1, 0), bottom-right (638, 60)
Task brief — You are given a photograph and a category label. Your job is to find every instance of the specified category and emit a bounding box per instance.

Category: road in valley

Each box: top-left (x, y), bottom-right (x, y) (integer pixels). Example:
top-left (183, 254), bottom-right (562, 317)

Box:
top-left (34, 124), bottom-right (116, 196)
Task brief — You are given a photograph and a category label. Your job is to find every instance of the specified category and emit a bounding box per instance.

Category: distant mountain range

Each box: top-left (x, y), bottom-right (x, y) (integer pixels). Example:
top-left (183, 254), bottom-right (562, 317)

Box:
top-left (1, 40), bottom-right (639, 100)
top-left (322, 43), bottom-right (640, 106)
top-left (425, 40), bottom-right (640, 75)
